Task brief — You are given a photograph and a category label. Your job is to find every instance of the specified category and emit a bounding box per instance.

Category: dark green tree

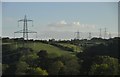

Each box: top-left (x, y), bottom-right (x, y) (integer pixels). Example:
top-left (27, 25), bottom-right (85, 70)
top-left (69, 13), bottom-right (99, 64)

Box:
top-left (89, 56), bottom-right (118, 75)
top-left (27, 67), bottom-right (48, 75)
top-left (15, 61), bottom-right (29, 75)
top-left (48, 61), bottom-right (64, 75)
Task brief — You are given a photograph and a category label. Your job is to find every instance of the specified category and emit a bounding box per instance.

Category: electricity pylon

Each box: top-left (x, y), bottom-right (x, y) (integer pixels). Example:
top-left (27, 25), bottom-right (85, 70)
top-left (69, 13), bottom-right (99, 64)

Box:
top-left (75, 31), bottom-right (80, 40)
top-left (99, 28), bottom-right (102, 38)
top-left (108, 32), bottom-right (111, 39)
top-left (104, 28), bottom-right (107, 39)
top-left (88, 32), bottom-right (92, 40)
top-left (14, 15), bottom-right (37, 46)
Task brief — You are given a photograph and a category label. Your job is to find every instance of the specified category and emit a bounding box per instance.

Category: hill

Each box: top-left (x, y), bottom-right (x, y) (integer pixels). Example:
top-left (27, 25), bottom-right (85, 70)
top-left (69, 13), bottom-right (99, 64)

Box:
top-left (3, 41), bottom-right (75, 58)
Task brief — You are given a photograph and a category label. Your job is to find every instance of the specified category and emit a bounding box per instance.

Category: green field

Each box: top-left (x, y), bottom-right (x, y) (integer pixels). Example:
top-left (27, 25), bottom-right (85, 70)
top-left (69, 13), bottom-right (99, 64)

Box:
top-left (7, 42), bottom-right (75, 58)
top-left (59, 43), bottom-right (82, 52)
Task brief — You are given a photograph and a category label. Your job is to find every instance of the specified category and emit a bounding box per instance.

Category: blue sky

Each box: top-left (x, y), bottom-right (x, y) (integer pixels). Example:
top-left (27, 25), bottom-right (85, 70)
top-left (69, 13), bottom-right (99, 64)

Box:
top-left (1, 0), bottom-right (120, 2)
top-left (2, 2), bottom-right (118, 40)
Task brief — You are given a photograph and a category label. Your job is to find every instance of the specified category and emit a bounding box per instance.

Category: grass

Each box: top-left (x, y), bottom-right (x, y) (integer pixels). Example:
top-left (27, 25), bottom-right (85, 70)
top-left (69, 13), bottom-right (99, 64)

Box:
top-left (10, 42), bottom-right (74, 57)
top-left (59, 43), bottom-right (81, 52)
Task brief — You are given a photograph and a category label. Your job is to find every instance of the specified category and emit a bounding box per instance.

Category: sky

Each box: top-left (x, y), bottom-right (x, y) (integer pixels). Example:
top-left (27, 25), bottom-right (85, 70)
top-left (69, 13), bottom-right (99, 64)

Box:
top-left (2, 2), bottom-right (118, 40)
top-left (1, 0), bottom-right (120, 2)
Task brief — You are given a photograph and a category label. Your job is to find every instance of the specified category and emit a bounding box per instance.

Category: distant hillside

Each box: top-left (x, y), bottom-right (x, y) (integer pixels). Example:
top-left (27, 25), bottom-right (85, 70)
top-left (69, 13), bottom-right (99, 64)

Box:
top-left (2, 40), bottom-right (76, 58)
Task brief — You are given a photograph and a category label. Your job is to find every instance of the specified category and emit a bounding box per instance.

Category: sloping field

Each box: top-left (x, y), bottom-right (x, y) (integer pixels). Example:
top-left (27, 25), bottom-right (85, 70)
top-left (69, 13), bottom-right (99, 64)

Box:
top-left (59, 43), bottom-right (81, 52)
top-left (10, 42), bottom-right (73, 57)
top-left (28, 42), bottom-right (72, 57)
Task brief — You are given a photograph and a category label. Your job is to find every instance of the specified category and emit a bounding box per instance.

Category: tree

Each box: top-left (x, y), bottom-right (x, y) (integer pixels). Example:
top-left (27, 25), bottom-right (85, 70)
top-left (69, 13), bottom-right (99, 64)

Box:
top-left (58, 55), bottom-right (80, 75)
top-left (2, 64), bottom-right (9, 74)
top-left (89, 56), bottom-right (119, 75)
top-left (27, 67), bottom-right (48, 75)
top-left (15, 61), bottom-right (29, 75)
top-left (89, 64), bottom-right (109, 75)
top-left (20, 53), bottom-right (39, 67)
top-left (37, 50), bottom-right (48, 58)
top-left (37, 50), bottom-right (49, 70)
top-left (48, 61), bottom-right (64, 75)
top-left (118, 64), bottom-right (120, 75)
top-left (63, 58), bottom-right (80, 75)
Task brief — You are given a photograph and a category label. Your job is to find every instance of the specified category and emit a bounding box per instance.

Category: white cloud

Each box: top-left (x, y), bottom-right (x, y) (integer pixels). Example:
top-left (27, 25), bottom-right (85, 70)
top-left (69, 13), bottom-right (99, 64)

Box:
top-left (47, 20), bottom-right (97, 32)
top-left (48, 20), bottom-right (68, 27)
top-left (58, 20), bottom-right (67, 25)
top-left (72, 21), bottom-right (80, 25)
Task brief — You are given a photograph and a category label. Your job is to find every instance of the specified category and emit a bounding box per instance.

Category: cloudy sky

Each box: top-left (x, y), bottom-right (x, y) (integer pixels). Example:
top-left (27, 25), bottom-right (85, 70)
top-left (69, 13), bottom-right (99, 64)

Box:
top-left (2, 2), bottom-right (118, 40)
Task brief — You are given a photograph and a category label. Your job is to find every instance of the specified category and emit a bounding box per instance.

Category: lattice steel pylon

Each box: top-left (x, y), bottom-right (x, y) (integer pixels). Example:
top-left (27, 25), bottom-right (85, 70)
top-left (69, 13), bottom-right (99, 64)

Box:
top-left (88, 32), bottom-right (92, 40)
top-left (104, 28), bottom-right (107, 39)
top-left (99, 28), bottom-right (102, 38)
top-left (75, 31), bottom-right (80, 40)
top-left (14, 15), bottom-right (37, 41)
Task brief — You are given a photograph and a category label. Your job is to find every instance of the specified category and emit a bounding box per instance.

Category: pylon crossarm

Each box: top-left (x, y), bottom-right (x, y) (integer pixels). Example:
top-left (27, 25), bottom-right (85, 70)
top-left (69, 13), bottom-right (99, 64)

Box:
top-left (18, 19), bottom-right (24, 22)
top-left (27, 32), bottom-right (37, 33)
top-left (18, 20), bottom-right (24, 27)
top-left (14, 30), bottom-right (37, 33)
top-left (27, 20), bottom-right (33, 22)
top-left (14, 30), bottom-right (24, 33)
top-left (27, 30), bottom-right (37, 33)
